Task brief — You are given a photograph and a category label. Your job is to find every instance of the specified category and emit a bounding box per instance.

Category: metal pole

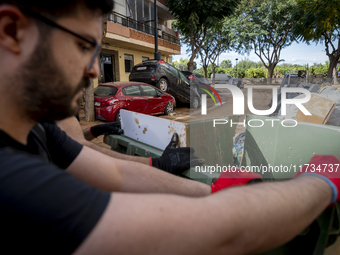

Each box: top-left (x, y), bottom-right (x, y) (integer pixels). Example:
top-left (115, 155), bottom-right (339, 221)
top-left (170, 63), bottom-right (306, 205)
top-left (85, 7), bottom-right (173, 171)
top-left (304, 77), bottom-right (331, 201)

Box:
top-left (236, 58), bottom-right (238, 78)
top-left (154, 0), bottom-right (161, 60)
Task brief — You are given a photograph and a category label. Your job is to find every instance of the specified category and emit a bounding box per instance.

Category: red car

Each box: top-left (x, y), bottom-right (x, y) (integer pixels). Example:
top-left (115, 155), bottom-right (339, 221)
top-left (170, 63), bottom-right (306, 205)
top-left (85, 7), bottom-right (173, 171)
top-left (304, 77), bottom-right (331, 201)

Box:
top-left (94, 82), bottom-right (176, 121)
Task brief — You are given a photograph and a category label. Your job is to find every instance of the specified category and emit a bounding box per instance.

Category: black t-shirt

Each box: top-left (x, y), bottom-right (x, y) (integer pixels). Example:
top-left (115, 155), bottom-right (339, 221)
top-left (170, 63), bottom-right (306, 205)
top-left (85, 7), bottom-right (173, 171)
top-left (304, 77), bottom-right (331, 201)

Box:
top-left (0, 122), bottom-right (111, 254)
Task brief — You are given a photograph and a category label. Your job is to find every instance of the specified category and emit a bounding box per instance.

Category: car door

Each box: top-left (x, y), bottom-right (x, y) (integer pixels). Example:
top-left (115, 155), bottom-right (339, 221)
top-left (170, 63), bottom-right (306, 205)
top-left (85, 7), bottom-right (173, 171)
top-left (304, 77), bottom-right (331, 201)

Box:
top-left (122, 85), bottom-right (147, 113)
top-left (178, 70), bottom-right (192, 102)
top-left (140, 85), bottom-right (166, 114)
top-left (165, 63), bottom-right (181, 95)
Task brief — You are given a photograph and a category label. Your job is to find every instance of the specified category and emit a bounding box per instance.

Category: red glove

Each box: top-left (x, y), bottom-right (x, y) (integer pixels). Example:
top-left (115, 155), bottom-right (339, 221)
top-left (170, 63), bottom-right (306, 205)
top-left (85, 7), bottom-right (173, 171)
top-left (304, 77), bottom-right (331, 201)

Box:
top-left (294, 155), bottom-right (340, 205)
top-left (211, 170), bottom-right (262, 193)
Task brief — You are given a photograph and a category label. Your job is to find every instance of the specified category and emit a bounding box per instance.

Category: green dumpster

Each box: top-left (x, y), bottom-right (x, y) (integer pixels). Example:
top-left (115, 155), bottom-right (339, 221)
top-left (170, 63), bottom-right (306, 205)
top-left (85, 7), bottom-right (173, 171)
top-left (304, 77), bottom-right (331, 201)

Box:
top-left (104, 114), bottom-right (340, 254)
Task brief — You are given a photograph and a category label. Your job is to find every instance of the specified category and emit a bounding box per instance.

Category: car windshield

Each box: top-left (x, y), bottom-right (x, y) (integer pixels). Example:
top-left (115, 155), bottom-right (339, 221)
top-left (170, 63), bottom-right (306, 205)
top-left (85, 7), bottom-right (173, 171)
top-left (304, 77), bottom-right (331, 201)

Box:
top-left (94, 86), bottom-right (118, 97)
top-left (179, 71), bottom-right (190, 84)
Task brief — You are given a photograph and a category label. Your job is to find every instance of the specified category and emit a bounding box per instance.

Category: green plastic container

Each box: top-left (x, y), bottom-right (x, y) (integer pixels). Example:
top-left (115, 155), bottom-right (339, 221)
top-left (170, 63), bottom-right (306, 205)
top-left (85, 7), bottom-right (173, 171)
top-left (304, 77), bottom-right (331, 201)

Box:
top-left (104, 115), bottom-right (340, 254)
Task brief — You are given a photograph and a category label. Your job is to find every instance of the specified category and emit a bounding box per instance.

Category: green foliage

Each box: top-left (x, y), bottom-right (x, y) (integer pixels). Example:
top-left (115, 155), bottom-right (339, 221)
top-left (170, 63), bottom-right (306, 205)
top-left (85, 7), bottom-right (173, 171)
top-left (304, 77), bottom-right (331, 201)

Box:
top-left (309, 61), bottom-right (330, 76)
top-left (237, 58), bottom-right (263, 70)
top-left (245, 68), bottom-right (267, 78)
top-left (220, 60), bottom-right (232, 69)
top-left (166, 0), bottom-right (239, 36)
top-left (274, 62), bottom-right (330, 77)
top-left (172, 58), bottom-right (197, 71)
top-left (225, 68), bottom-right (237, 77)
top-left (199, 20), bottom-right (234, 78)
top-left (167, 0), bottom-right (240, 71)
top-left (181, 58), bottom-right (331, 78)
top-left (227, 0), bottom-right (297, 78)
top-left (198, 64), bottom-right (227, 78)
top-left (292, 0), bottom-right (340, 42)
top-left (292, 0), bottom-right (340, 77)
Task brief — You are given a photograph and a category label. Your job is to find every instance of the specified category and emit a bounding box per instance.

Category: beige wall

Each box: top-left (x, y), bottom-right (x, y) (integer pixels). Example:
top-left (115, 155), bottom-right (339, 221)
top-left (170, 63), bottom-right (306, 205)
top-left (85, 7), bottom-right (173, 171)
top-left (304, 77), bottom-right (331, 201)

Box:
top-left (99, 44), bottom-right (171, 82)
top-left (93, 78), bottom-right (99, 88)
top-left (114, 47), bottom-right (170, 81)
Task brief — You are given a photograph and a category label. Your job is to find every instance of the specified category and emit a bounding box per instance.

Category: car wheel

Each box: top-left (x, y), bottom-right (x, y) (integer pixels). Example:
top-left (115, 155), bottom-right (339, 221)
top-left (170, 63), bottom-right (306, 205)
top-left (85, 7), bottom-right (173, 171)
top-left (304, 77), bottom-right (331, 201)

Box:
top-left (157, 78), bottom-right (168, 92)
top-left (164, 102), bottom-right (174, 115)
top-left (191, 97), bottom-right (200, 109)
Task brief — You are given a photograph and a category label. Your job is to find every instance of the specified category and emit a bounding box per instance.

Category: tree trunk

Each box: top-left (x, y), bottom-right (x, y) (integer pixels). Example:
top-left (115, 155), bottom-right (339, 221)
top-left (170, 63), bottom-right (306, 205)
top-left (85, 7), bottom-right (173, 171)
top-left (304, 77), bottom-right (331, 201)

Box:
top-left (267, 65), bottom-right (275, 79)
top-left (203, 65), bottom-right (208, 78)
top-left (85, 79), bottom-right (95, 122)
top-left (212, 64), bottom-right (216, 85)
top-left (267, 63), bottom-right (277, 84)
top-left (187, 49), bottom-right (198, 72)
top-left (187, 28), bottom-right (207, 72)
top-left (327, 56), bottom-right (339, 79)
top-left (333, 65), bottom-right (339, 85)
top-left (84, 14), bottom-right (107, 122)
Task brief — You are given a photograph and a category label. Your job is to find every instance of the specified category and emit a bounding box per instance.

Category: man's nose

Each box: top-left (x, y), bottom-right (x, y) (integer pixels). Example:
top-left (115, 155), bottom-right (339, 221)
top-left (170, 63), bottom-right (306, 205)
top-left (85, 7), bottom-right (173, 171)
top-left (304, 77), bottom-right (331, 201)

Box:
top-left (85, 57), bottom-right (100, 78)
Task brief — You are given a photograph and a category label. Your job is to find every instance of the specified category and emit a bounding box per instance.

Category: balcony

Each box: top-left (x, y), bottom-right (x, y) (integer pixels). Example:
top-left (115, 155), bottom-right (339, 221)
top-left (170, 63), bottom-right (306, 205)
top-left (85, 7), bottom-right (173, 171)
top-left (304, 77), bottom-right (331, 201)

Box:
top-left (108, 12), bottom-right (180, 45)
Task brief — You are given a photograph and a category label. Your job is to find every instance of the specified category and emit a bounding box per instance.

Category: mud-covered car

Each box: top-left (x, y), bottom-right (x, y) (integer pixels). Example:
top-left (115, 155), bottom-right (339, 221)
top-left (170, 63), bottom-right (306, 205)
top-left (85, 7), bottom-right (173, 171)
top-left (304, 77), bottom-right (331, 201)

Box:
top-left (181, 71), bottom-right (213, 95)
top-left (94, 82), bottom-right (176, 121)
top-left (129, 60), bottom-right (201, 108)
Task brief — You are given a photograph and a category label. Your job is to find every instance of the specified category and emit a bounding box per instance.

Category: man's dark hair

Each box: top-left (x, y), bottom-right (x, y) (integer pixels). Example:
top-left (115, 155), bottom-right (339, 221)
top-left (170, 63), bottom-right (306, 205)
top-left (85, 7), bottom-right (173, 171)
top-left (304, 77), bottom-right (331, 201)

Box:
top-left (0, 0), bottom-right (114, 17)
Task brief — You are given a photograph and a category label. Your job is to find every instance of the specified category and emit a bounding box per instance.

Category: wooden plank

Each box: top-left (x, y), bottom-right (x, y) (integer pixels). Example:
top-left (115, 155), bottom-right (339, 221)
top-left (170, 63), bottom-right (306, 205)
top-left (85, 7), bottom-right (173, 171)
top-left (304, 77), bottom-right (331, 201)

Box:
top-left (120, 110), bottom-right (188, 150)
top-left (296, 94), bottom-right (336, 124)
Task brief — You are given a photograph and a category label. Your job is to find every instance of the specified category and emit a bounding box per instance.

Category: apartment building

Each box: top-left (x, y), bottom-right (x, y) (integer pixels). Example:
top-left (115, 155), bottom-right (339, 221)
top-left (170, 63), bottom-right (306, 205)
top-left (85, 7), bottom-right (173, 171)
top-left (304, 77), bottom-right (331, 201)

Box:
top-left (97, 0), bottom-right (181, 85)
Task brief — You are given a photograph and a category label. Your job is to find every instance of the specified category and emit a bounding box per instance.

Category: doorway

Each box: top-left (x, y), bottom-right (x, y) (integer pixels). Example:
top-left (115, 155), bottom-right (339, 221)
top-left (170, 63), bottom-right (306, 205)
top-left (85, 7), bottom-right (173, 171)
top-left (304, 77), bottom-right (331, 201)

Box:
top-left (100, 54), bottom-right (114, 83)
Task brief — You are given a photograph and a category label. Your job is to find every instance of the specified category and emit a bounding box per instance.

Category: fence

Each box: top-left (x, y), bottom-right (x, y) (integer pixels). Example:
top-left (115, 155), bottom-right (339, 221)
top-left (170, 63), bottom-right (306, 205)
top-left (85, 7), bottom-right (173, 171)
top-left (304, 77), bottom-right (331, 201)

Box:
top-left (108, 12), bottom-right (180, 45)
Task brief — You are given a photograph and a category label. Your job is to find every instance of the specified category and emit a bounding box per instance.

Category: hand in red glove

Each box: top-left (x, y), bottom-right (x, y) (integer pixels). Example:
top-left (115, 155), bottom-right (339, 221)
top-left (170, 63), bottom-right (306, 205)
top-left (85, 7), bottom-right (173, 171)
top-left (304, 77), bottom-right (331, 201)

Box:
top-left (294, 155), bottom-right (340, 205)
top-left (211, 170), bottom-right (262, 193)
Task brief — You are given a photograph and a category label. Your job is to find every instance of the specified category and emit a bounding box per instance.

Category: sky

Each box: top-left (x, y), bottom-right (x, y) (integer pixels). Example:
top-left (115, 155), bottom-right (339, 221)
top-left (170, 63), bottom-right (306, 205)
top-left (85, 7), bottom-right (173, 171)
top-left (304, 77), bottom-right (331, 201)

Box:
top-left (172, 41), bottom-right (329, 68)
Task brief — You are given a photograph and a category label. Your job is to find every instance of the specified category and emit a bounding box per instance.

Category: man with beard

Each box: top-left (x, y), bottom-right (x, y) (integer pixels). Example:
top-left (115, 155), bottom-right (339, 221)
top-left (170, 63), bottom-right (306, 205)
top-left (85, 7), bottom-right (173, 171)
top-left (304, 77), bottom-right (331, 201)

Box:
top-left (0, 1), bottom-right (340, 255)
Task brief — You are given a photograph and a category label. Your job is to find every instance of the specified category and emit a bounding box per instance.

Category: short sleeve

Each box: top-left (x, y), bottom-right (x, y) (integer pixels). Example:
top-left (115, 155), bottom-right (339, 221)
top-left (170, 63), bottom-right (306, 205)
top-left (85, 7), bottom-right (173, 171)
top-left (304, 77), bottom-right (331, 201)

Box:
top-left (0, 148), bottom-right (111, 254)
top-left (41, 122), bottom-right (83, 169)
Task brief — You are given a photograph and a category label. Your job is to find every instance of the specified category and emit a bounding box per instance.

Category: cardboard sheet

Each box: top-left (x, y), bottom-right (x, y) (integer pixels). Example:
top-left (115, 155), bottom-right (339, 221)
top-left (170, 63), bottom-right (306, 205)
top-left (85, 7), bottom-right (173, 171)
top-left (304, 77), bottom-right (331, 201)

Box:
top-left (120, 110), bottom-right (188, 150)
top-left (296, 94), bottom-right (336, 124)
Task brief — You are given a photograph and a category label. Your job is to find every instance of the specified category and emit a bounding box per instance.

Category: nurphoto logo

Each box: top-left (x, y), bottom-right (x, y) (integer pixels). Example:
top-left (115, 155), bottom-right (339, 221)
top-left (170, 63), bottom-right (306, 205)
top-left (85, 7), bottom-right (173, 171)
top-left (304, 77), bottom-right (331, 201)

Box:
top-left (200, 84), bottom-right (312, 128)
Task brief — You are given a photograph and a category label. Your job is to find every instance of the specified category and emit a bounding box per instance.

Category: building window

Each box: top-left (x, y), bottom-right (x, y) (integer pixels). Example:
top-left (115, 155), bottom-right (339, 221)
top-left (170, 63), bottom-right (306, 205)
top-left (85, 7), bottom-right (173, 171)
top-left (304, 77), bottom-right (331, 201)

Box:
top-left (125, 54), bottom-right (134, 73)
top-left (137, 0), bottom-right (143, 21)
top-left (142, 57), bottom-right (149, 62)
top-left (144, 0), bottom-right (149, 21)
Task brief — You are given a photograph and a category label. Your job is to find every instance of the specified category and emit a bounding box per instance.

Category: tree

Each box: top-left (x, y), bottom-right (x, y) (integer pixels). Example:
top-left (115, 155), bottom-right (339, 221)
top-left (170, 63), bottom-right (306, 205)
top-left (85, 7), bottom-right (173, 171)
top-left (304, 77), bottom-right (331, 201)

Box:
top-left (172, 58), bottom-right (196, 71)
top-left (199, 21), bottom-right (232, 83)
top-left (292, 0), bottom-right (340, 79)
top-left (309, 61), bottom-right (329, 76)
top-left (227, 0), bottom-right (297, 79)
top-left (220, 59), bottom-right (232, 69)
top-left (236, 58), bottom-right (263, 69)
top-left (167, 0), bottom-right (239, 72)
top-left (85, 14), bottom-right (112, 122)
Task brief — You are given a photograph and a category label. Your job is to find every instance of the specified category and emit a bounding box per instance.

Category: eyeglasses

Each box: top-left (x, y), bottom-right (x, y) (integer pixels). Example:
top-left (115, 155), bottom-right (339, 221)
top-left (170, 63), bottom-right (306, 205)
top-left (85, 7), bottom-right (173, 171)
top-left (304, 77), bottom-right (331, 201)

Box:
top-left (21, 8), bottom-right (101, 70)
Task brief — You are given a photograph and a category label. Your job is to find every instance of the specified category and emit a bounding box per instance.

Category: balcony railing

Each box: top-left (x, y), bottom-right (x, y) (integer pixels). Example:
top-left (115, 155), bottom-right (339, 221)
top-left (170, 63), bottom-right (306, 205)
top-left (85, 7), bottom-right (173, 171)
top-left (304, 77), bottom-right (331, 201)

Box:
top-left (108, 12), bottom-right (180, 45)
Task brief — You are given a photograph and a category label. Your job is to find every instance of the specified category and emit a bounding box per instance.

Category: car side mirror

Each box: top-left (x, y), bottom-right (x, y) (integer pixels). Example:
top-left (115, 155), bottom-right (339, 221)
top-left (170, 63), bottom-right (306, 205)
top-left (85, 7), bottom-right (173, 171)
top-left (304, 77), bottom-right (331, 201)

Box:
top-left (157, 92), bottom-right (163, 97)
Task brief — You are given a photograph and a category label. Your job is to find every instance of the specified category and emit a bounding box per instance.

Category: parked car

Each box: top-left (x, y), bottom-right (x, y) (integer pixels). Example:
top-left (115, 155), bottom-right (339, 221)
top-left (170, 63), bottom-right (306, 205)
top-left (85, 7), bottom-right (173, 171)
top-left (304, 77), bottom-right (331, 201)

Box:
top-left (181, 71), bottom-right (212, 95)
top-left (129, 60), bottom-right (201, 108)
top-left (211, 73), bottom-right (232, 84)
top-left (228, 78), bottom-right (244, 88)
top-left (94, 81), bottom-right (176, 121)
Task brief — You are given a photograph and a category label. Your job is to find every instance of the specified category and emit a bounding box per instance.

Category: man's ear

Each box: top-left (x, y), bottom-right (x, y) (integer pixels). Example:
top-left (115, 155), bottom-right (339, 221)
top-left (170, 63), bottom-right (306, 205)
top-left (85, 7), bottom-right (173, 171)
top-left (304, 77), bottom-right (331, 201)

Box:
top-left (0, 5), bottom-right (28, 54)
